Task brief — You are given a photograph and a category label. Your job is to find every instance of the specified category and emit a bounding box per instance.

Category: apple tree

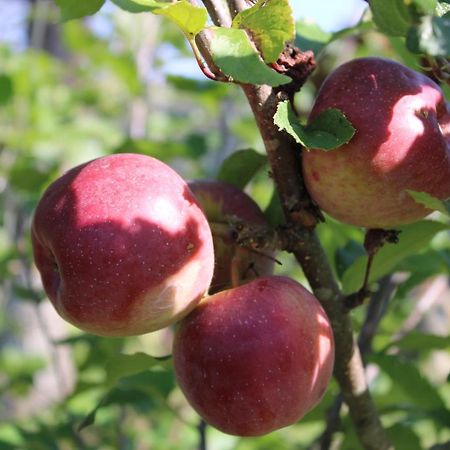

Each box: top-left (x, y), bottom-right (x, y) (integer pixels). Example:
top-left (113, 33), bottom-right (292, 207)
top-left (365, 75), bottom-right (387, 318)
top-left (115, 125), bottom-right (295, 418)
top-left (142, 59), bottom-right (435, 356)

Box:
top-left (0, 0), bottom-right (450, 449)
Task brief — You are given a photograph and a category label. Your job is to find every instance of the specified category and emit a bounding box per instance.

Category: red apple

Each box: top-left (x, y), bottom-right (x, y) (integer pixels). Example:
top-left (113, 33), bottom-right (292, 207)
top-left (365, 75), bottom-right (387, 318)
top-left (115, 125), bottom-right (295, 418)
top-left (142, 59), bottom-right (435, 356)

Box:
top-left (31, 153), bottom-right (215, 337)
top-left (172, 275), bottom-right (335, 436)
top-left (188, 180), bottom-right (274, 293)
top-left (302, 57), bottom-right (450, 228)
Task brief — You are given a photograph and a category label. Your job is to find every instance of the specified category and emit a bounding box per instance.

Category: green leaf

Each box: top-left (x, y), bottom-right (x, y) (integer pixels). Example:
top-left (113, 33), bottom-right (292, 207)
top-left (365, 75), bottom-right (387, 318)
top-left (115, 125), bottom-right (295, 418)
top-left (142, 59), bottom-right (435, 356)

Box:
top-left (112, 0), bottom-right (207, 37)
top-left (370, 353), bottom-right (447, 409)
top-left (0, 74), bottom-right (13, 105)
top-left (369, 0), bottom-right (412, 36)
top-left (386, 424), bottom-right (422, 450)
top-left (104, 352), bottom-right (171, 389)
top-left (437, 1), bottom-right (450, 16)
top-left (79, 369), bottom-right (175, 430)
top-left (295, 20), bottom-right (332, 55)
top-left (264, 188), bottom-right (285, 227)
top-left (77, 394), bottom-right (109, 431)
top-left (154, 1), bottom-right (207, 38)
top-left (296, 19), bottom-right (375, 56)
top-left (0, 350), bottom-right (46, 378)
top-left (12, 284), bottom-right (43, 304)
top-left (209, 27), bottom-right (291, 86)
top-left (412, 0), bottom-right (438, 15)
top-left (232, 0), bottom-right (295, 63)
top-left (55, 0), bottom-right (105, 21)
top-left (110, 0), bottom-right (159, 13)
top-left (407, 14), bottom-right (450, 56)
top-left (274, 101), bottom-right (355, 150)
top-left (407, 190), bottom-right (450, 217)
top-left (217, 149), bottom-right (267, 189)
top-left (116, 370), bottom-right (176, 400)
top-left (335, 240), bottom-right (366, 280)
top-left (387, 332), bottom-right (450, 353)
top-left (341, 220), bottom-right (450, 294)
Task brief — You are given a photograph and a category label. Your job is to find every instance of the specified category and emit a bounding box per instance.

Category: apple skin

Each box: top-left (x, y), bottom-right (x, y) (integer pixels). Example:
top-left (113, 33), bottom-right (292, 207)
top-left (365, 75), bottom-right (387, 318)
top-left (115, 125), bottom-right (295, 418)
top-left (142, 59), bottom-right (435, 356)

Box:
top-left (172, 275), bottom-right (335, 436)
top-left (188, 180), bottom-right (274, 294)
top-left (31, 153), bottom-right (215, 337)
top-left (302, 57), bottom-right (450, 228)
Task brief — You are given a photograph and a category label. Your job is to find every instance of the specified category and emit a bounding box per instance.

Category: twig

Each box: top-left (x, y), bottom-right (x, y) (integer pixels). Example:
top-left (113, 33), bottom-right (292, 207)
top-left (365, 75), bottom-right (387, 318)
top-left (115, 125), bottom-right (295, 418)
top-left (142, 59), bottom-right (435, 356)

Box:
top-left (198, 419), bottom-right (208, 450)
top-left (29, 0), bottom-right (50, 50)
top-left (358, 275), bottom-right (397, 355)
top-left (307, 394), bottom-right (343, 450)
top-left (117, 407), bottom-right (130, 450)
top-left (193, 30), bottom-right (234, 82)
top-left (189, 36), bottom-right (223, 81)
top-left (201, 0), bottom-right (232, 26)
top-left (310, 276), bottom-right (398, 449)
top-left (344, 229), bottom-right (400, 310)
top-left (226, 0), bottom-right (247, 18)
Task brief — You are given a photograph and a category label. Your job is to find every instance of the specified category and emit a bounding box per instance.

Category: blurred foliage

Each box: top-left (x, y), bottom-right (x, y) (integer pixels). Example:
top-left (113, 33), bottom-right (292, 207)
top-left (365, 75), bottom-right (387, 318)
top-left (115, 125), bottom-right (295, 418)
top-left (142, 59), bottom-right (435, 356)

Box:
top-left (0, 1), bottom-right (449, 449)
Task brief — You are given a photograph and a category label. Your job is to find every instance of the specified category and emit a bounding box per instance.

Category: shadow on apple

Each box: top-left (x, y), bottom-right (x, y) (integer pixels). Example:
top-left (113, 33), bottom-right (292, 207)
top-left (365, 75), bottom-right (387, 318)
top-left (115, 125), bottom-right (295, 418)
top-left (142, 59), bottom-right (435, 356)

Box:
top-left (32, 154), bottom-right (215, 337)
top-left (173, 275), bottom-right (335, 436)
top-left (303, 57), bottom-right (450, 228)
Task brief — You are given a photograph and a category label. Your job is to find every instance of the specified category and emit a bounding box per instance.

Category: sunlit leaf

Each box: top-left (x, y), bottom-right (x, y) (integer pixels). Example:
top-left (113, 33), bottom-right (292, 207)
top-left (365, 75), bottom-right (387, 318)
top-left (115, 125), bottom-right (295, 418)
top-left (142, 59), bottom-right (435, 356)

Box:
top-left (386, 332), bottom-right (450, 353)
top-left (154, 1), bottom-right (207, 38)
top-left (232, 0), bottom-right (295, 63)
top-left (412, 0), bottom-right (438, 15)
top-left (370, 353), bottom-right (447, 409)
top-left (437, 1), bottom-right (450, 16)
top-left (209, 27), bottom-right (290, 86)
top-left (407, 14), bottom-right (450, 56)
top-left (112, 0), bottom-right (207, 37)
top-left (274, 101), bottom-right (355, 150)
top-left (407, 190), bottom-right (450, 217)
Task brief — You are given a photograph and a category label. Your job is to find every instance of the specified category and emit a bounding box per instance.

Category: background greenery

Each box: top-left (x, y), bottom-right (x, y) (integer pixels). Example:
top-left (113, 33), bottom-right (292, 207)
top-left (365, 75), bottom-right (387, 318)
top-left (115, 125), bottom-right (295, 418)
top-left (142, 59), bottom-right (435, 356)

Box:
top-left (0, 1), bottom-right (449, 449)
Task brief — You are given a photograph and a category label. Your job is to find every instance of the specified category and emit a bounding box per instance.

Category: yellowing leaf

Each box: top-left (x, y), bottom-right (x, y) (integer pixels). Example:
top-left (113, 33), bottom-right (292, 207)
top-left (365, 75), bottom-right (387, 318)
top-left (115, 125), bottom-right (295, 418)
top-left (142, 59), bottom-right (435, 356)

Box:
top-left (232, 0), bottom-right (295, 63)
top-left (154, 1), bottom-right (207, 38)
top-left (209, 27), bottom-right (290, 86)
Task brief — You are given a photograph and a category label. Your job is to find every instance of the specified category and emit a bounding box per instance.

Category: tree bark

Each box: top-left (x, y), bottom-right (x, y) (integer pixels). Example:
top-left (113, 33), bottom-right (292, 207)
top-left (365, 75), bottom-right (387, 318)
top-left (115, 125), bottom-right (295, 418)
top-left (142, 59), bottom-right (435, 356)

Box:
top-left (240, 83), bottom-right (392, 450)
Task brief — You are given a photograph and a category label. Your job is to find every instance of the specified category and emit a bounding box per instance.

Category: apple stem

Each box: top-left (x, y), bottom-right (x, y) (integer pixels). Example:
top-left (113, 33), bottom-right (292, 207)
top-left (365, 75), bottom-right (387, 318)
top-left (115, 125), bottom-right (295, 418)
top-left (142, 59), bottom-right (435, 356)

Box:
top-left (314, 275), bottom-right (396, 447)
top-left (245, 247), bottom-right (283, 266)
top-left (230, 246), bottom-right (243, 288)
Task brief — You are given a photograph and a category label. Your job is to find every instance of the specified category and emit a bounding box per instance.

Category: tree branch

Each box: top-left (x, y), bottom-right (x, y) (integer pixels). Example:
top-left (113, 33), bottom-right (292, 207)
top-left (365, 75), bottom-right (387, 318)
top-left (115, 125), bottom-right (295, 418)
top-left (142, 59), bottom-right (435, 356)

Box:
top-left (240, 83), bottom-right (393, 450)
top-left (197, 0), bottom-right (392, 447)
top-left (310, 275), bottom-right (398, 449)
top-left (226, 0), bottom-right (247, 18)
top-left (198, 419), bottom-right (208, 450)
top-left (201, 0), bottom-right (232, 26)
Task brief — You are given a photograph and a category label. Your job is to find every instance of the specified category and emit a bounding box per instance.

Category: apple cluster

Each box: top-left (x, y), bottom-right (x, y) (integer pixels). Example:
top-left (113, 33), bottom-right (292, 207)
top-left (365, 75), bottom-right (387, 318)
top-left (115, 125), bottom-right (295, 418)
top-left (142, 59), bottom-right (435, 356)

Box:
top-left (31, 56), bottom-right (449, 437)
top-left (31, 152), bottom-right (335, 436)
